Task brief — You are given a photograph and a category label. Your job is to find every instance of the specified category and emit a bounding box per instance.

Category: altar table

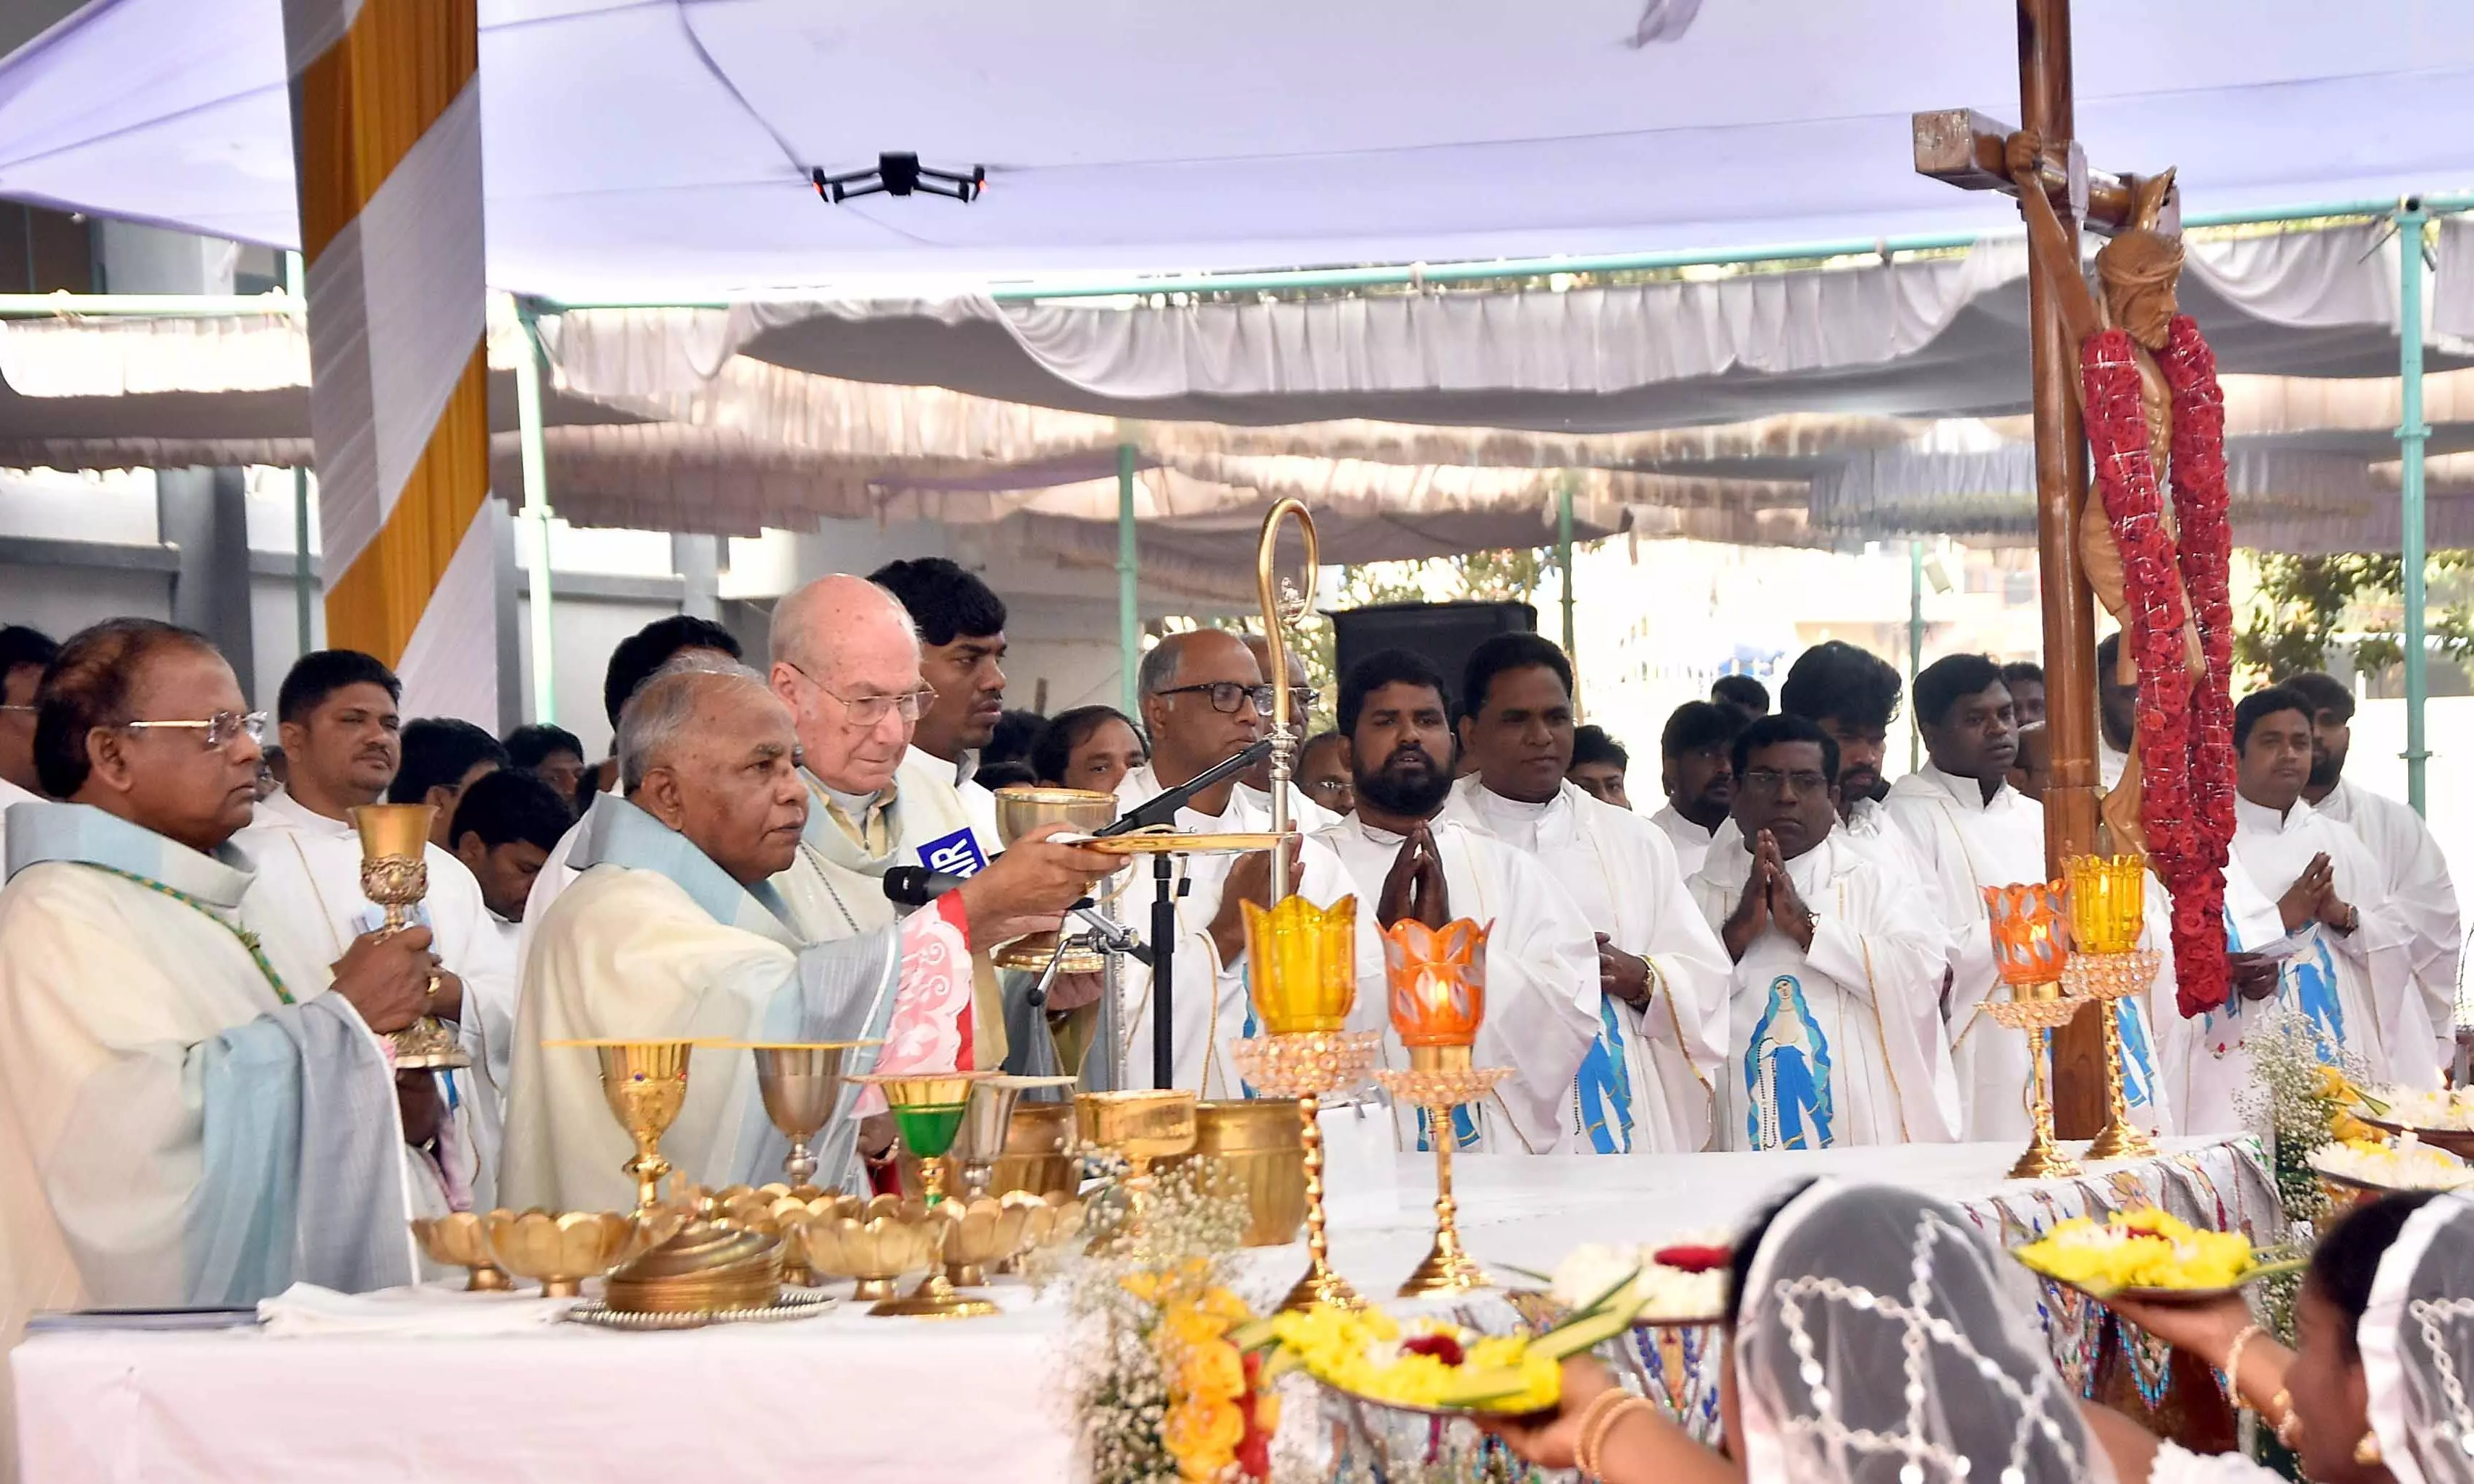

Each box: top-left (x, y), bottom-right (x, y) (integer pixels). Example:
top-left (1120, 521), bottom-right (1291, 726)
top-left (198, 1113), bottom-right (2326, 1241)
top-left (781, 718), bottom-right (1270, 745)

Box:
top-left (9, 1135), bottom-right (2276, 1483)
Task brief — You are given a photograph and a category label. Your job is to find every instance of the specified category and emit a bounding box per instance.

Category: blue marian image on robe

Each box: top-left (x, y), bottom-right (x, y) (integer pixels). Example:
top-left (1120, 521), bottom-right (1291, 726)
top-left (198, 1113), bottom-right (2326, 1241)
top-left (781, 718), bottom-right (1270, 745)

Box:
top-left (2288, 935), bottom-right (2347, 1065)
top-left (1745, 974), bottom-right (1833, 1150)
top-left (1573, 996), bottom-right (1637, 1154)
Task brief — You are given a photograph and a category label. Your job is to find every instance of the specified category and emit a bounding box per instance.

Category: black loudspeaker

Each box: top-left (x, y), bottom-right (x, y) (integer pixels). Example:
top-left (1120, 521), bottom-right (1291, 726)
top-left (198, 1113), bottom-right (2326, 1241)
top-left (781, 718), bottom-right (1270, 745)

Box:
top-left (1329, 601), bottom-right (1538, 711)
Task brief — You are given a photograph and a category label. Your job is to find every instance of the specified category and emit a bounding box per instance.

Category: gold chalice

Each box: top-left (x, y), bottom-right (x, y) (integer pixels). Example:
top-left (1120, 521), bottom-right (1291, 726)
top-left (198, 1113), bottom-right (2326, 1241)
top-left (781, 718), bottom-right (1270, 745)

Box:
top-left (855, 1072), bottom-right (1000, 1318)
top-left (1075, 1088), bottom-right (1200, 1250)
top-left (483, 1208), bottom-right (649, 1298)
top-left (410, 1210), bottom-right (511, 1291)
top-left (747, 1040), bottom-right (876, 1187)
top-left (546, 1038), bottom-right (695, 1215)
top-left (956, 1074), bottom-right (1079, 1203)
top-left (991, 786), bottom-right (1120, 972)
top-left (349, 802), bottom-right (469, 1071)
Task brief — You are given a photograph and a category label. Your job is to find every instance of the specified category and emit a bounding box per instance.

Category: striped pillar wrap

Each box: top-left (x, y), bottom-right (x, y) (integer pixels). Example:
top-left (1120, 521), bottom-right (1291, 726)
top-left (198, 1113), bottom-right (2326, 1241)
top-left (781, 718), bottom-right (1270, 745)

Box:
top-left (283, 0), bottom-right (496, 725)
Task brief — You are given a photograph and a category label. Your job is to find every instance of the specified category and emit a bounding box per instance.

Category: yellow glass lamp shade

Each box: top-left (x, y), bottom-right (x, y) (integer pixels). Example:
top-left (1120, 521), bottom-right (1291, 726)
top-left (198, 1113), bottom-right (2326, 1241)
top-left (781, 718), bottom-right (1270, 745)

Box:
top-left (1983, 881), bottom-right (2072, 996)
top-left (2064, 855), bottom-right (2147, 957)
top-left (1244, 894), bottom-right (1359, 1034)
top-left (1382, 917), bottom-right (1489, 1049)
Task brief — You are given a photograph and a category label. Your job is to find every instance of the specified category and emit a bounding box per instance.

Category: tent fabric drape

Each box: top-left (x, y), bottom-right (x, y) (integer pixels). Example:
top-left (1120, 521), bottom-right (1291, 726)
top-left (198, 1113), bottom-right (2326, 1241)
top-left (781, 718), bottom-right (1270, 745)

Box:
top-left (554, 225), bottom-right (2435, 432)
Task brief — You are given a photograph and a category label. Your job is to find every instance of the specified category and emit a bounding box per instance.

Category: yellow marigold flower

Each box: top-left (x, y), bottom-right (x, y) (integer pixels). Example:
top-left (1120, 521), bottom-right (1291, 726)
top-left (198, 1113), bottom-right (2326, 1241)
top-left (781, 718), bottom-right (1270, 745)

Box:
top-left (2014, 1208), bottom-right (2254, 1292)
top-left (1162, 1304), bottom-right (1232, 1352)
top-left (1166, 1396), bottom-right (1245, 1462)
top-left (1195, 1286), bottom-right (1250, 1324)
top-left (1177, 1340), bottom-right (1247, 1403)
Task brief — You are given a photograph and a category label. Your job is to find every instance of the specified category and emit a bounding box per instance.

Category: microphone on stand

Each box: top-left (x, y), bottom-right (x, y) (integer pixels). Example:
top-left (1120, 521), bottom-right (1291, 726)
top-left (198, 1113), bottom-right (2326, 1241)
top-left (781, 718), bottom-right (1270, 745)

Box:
top-left (1098, 737), bottom-right (1275, 836)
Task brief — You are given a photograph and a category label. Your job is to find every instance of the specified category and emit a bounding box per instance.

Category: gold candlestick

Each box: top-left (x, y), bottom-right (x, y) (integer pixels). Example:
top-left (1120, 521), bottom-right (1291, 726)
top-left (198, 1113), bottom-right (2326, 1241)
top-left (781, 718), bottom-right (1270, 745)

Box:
top-left (350, 802), bottom-right (469, 1070)
top-left (1229, 1030), bottom-right (1382, 1312)
top-left (2064, 952), bottom-right (2163, 1161)
top-left (1373, 1048), bottom-right (1508, 1298)
top-left (1982, 880), bottom-right (2085, 1182)
top-left (2063, 855), bottom-right (2161, 1163)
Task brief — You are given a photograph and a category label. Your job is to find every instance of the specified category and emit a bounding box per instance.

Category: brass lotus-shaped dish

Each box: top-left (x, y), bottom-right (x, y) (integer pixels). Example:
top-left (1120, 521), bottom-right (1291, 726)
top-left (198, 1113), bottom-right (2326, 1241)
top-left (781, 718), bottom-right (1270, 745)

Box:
top-left (791, 1200), bottom-right (949, 1302)
top-left (483, 1208), bottom-right (650, 1298)
top-left (1035, 1191), bottom-right (1088, 1249)
top-left (411, 1211), bottom-right (512, 1291)
top-left (942, 1196), bottom-right (1038, 1287)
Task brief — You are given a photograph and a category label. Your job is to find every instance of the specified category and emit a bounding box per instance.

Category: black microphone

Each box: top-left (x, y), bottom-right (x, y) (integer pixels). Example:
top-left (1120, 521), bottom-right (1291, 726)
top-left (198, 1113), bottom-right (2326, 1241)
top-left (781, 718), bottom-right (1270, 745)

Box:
top-left (1099, 736), bottom-right (1276, 836)
top-left (882, 865), bottom-right (972, 906)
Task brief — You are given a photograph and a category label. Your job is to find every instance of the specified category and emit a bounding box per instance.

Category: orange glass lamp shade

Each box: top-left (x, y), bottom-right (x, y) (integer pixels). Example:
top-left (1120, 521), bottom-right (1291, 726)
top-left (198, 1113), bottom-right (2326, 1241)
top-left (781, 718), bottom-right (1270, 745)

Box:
top-left (1244, 894), bottom-right (1360, 1035)
top-left (2064, 855), bottom-right (2146, 957)
top-left (1383, 918), bottom-right (1489, 1049)
top-left (1983, 881), bottom-right (2072, 991)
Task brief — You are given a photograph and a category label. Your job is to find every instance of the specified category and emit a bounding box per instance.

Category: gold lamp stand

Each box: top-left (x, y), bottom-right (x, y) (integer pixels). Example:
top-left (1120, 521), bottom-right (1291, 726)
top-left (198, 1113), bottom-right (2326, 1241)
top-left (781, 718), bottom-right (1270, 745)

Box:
top-left (1373, 1048), bottom-right (1507, 1298)
top-left (1981, 879), bottom-right (2090, 1182)
top-left (2063, 853), bottom-right (2163, 1163)
top-left (350, 802), bottom-right (469, 1070)
top-left (1229, 1030), bottom-right (1381, 1312)
top-left (1978, 992), bottom-right (2088, 1180)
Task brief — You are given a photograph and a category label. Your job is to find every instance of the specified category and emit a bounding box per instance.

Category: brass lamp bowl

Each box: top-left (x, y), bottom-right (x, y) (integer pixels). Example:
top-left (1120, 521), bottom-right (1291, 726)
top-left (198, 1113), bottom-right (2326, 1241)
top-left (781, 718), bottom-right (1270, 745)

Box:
top-left (941, 1196), bottom-right (1038, 1288)
top-left (989, 1100), bottom-right (1080, 1199)
top-left (410, 1211), bottom-right (511, 1292)
top-left (1163, 1099), bottom-right (1307, 1247)
top-left (483, 1209), bottom-right (651, 1298)
top-left (791, 1202), bottom-right (950, 1304)
top-left (1035, 1191), bottom-right (1088, 1250)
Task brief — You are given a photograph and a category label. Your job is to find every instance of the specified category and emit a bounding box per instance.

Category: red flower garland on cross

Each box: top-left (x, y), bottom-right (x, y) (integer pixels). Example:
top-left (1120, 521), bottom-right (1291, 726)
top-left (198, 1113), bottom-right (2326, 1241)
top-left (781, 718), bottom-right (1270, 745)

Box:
top-left (2078, 318), bottom-right (2237, 1016)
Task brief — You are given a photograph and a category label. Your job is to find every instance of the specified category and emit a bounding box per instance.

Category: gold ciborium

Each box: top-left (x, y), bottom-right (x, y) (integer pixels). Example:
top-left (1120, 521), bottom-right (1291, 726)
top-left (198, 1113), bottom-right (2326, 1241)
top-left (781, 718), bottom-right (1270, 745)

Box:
top-left (548, 1038), bottom-right (695, 1216)
top-left (2062, 855), bottom-right (2162, 1162)
top-left (955, 1074), bottom-right (1079, 1203)
top-left (991, 787), bottom-right (1120, 972)
top-left (1376, 916), bottom-right (1499, 1297)
top-left (1981, 881), bottom-right (2087, 1181)
top-left (483, 1208), bottom-right (648, 1298)
top-left (410, 1210), bottom-right (511, 1291)
top-left (856, 1072), bottom-right (999, 1318)
top-left (349, 802), bottom-right (470, 1070)
top-left (747, 1040), bottom-right (875, 1187)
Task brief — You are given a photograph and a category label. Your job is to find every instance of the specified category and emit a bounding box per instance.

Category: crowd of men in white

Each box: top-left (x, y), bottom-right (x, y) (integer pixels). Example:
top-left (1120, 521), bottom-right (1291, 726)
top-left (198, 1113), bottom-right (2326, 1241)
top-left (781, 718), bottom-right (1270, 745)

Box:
top-left (0, 558), bottom-right (2456, 1451)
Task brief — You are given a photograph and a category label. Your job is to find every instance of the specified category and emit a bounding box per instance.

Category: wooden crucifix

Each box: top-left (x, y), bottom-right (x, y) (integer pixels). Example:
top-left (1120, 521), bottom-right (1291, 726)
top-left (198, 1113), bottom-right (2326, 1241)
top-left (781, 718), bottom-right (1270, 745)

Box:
top-left (1910, 0), bottom-right (2190, 1140)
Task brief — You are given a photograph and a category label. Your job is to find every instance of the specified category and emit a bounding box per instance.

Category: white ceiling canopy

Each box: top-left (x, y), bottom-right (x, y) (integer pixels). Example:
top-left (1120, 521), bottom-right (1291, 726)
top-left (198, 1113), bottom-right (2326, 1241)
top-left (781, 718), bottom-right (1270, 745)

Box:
top-left (4, 2), bottom-right (2474, 300)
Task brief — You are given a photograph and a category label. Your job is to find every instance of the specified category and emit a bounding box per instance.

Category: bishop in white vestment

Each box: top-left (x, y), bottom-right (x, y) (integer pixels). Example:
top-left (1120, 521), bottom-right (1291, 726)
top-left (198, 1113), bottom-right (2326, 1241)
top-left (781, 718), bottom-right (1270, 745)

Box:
top-left (1690, 716), bottom-right (1960, 1150)
top-left (502, 670), bottom-right (978, 1210)
top-left (0, 623), bottom-right (428, 1473)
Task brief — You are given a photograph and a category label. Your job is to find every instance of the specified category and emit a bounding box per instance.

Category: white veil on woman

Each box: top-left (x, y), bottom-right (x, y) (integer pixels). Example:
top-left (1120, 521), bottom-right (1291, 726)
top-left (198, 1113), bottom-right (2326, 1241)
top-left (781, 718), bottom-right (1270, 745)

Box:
top-left (1734, 1181), bottom-right (2113, 1484)
top-left (2363, 1194), bottom-right (2474, 1484)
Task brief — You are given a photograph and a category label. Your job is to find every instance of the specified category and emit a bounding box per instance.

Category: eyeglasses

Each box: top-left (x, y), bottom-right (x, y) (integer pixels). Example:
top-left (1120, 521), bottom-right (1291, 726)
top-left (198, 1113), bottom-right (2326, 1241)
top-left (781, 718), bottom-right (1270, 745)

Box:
top-left (784, 660), bottom-right (936, 726)
top-left (122, 711), bottom-right (266, 750)
top-left (1305, 778), bottom-right (1353, 799)
top-left (1739, 768), bottom-right (1831, 797)
top-left (0, 703), bottom-right (32, 717)
top-left (1156, 682), bottom-right (1275, 716)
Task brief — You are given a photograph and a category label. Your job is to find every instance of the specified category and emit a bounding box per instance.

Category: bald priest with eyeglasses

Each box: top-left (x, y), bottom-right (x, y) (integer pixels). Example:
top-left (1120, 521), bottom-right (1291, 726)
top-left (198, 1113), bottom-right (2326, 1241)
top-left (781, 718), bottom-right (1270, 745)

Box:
top-left (0, 619), bottom-right (439, 1464)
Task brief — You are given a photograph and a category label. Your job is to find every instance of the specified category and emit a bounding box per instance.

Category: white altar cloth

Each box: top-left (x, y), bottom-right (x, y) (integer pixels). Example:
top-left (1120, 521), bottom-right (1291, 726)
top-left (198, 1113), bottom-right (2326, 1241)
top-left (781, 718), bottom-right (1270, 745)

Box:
top-left (10, 1137), bottom-right (2273, 1484)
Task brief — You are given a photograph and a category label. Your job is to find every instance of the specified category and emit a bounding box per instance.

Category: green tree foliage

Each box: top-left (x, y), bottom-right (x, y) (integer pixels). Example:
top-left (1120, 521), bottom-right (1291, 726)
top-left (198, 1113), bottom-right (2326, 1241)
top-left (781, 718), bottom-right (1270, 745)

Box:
top-left (2236, 551), bottom-right (2474, 682)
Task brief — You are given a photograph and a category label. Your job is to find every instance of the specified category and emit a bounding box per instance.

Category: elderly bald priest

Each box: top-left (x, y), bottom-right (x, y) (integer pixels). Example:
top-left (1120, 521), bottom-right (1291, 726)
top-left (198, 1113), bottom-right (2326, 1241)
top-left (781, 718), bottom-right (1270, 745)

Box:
top-left (501, 666), bottom-right (1106, 1210)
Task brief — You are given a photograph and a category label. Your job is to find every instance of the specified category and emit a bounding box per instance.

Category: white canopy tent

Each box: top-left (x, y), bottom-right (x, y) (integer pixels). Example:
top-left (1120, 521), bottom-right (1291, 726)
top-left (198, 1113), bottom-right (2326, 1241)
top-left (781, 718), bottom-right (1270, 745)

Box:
top-left (4, 2), bottom-right (2474, 299)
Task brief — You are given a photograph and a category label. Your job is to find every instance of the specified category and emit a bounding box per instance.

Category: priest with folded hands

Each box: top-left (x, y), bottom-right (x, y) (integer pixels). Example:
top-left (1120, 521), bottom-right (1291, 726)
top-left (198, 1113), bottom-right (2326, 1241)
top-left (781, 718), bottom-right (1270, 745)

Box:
top-left (0, 619), bottom-right (434, 1466)
top-left (500, 663), bottom-right (1103, 1211)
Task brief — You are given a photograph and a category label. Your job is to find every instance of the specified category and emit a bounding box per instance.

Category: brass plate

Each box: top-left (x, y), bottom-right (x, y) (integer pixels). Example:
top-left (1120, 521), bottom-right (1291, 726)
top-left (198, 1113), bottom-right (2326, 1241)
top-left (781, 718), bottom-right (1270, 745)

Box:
top-left (1065, 831), bottom-right (1294, 856)
top-left (563, 1287), bottom-right (840, 1331)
